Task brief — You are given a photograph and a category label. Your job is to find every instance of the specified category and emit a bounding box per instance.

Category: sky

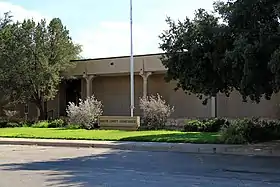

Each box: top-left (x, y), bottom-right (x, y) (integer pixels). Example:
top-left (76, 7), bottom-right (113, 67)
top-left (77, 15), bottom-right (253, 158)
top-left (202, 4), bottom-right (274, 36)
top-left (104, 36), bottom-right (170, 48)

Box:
top-left (0, 0), bottom-right (215, 59)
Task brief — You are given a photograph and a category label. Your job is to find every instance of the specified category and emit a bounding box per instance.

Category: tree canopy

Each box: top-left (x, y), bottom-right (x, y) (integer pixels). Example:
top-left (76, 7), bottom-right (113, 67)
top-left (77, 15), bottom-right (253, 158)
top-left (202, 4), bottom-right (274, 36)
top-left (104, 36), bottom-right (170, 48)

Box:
top-left (159, 0), bottom-right (280, 104)
top-left (0, 12), bottom-right (81, 119)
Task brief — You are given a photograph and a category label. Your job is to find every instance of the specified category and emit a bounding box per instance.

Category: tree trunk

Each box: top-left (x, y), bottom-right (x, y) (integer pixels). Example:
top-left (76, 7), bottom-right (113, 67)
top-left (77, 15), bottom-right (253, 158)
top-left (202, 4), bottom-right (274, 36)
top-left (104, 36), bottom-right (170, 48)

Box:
top-left (44, 101), bottom-right (48, 119)
top-left (36, 100), bottom-right (45, 121)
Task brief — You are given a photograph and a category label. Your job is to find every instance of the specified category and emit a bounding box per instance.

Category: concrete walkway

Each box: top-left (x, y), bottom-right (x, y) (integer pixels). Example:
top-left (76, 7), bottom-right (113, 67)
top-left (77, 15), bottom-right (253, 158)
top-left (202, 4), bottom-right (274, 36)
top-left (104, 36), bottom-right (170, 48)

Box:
top-left (0, 138), bottom-right (280, 156)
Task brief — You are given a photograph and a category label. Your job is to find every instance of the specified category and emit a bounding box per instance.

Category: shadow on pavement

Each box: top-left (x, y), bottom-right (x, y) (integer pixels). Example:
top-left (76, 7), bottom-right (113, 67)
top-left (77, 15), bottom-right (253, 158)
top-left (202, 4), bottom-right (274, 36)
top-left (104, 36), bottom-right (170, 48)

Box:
top-left (1, 149), bottom-right (280, 186)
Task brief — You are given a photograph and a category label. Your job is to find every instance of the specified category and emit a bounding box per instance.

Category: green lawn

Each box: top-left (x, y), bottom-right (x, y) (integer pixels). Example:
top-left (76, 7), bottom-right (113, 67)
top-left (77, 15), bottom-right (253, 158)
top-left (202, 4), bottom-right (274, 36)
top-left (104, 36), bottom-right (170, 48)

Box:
top-left (0, 128), bottom-right (221, 144)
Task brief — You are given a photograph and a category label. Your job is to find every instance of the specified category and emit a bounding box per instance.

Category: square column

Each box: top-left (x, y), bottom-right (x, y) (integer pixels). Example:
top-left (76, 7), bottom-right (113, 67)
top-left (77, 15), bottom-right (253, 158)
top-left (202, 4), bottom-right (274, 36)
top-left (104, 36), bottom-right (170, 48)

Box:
top-left (139, 72), bottom-right (152, 98)
top-left (211, 96), bottom-right (217, 117)
top-left (83, 75), bottom-right (95, 98)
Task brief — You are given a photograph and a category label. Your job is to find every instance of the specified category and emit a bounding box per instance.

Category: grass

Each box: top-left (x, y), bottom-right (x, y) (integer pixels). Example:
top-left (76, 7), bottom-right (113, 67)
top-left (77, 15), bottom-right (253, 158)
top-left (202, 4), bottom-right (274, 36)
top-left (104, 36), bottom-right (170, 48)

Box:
top-left (0, 128), bottom-right (221, 144)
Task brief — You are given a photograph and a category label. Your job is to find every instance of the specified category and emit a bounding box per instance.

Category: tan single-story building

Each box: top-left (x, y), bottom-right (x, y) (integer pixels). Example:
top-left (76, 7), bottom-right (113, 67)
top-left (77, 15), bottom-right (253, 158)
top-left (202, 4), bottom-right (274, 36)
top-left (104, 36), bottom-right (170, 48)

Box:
top-left (12, 53), bottom-right (280, 120)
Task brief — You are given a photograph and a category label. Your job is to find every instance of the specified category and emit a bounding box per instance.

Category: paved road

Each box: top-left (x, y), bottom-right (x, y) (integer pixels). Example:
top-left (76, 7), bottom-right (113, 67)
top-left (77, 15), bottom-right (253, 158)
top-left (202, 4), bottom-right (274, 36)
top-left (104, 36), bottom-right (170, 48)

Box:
top-left (0, 145), bottom-right (280, 187)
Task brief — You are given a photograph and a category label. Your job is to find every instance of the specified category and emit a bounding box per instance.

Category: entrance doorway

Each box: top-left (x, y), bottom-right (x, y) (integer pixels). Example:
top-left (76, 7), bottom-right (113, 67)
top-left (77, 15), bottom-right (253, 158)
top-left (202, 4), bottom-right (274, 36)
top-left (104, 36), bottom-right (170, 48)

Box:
top-left (66, 79), bottom-right (81, 105)
top-left (60, 79), bottom-right (81, 116)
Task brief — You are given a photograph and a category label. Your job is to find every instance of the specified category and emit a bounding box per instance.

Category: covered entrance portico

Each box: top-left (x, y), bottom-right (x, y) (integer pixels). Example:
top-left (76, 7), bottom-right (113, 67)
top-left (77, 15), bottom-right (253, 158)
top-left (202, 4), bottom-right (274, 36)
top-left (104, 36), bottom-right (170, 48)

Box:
top-left (76, 71), bottom-right (154, 116)
top-left (45, 70), bottom-right (154, 119)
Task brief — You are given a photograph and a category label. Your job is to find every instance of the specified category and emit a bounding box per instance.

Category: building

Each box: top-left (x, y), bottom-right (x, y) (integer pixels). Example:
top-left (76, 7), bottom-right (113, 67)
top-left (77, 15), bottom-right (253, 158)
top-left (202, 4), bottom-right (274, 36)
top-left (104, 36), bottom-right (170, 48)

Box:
top-left (14, 53), bottom-right (280, 120)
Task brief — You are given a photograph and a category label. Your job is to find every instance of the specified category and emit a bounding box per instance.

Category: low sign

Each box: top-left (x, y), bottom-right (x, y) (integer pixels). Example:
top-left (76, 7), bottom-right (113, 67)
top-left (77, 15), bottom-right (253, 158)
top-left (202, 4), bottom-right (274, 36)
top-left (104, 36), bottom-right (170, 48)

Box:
top-left (98, 116), bottom-right (140, 131)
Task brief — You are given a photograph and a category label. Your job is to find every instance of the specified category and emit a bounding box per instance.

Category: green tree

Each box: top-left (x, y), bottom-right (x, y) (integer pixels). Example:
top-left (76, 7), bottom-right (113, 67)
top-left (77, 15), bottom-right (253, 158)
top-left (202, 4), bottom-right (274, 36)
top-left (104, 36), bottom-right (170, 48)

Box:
top-left (0, 12), bottom-right (17, 106)
top-left (159, 0), bottom-right (280, 104)
top-left (0, 16), bottom-right (81, 119)
top-left (0, 12), bottom-right (12, 29)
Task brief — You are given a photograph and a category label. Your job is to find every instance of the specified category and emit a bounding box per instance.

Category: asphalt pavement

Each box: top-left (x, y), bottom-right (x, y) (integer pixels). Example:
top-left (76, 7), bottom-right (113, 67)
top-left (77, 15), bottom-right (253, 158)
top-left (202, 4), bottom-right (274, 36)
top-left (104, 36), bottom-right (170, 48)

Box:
top-left (0, 145), bottom-right (280, 187)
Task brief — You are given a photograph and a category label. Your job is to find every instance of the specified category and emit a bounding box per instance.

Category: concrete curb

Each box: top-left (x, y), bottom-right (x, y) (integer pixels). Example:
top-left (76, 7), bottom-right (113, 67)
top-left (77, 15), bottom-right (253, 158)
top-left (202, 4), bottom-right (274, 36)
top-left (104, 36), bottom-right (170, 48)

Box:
top-left (0, 138), bottom-right (279, 156)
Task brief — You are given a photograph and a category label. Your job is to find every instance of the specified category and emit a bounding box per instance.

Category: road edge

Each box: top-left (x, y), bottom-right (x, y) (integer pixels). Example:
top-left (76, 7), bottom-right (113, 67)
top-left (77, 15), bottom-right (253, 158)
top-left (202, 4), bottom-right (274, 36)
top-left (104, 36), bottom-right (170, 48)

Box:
top-left (0, 138), bottom-right (279, 156)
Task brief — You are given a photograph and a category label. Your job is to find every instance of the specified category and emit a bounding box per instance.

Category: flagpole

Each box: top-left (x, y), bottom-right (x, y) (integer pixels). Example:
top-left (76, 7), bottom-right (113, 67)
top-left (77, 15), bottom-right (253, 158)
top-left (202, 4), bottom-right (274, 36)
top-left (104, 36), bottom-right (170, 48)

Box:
top-left (129, 0), bottom-right (134, 117)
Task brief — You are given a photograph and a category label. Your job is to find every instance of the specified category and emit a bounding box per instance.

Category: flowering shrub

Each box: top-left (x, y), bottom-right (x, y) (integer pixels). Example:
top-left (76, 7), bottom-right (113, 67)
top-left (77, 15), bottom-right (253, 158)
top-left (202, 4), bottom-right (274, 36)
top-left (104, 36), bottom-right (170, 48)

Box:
top-left (66, 95), bottom-right (103, 129)
top-left (139, 94), bottom-right (174, 130)
top-left (3, 109), bottom-right (18, 121)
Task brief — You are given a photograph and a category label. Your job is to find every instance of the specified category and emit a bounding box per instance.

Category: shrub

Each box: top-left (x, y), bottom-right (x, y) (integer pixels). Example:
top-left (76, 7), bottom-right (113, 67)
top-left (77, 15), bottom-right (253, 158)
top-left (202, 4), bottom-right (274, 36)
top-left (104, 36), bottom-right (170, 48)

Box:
top-left (31, 119), bottom-right (70, 129)
top-left (0, 120), bottom-right (8, 128)
top-left (248, 118), bottom-right (280, 142)
top-left (32, 121), bottom-right (49, 128)
top-left (220, 118), bottom-right (280, 144)
top-left (205, 118), bottom-right (228, 132)
top-left (183, 119), bottom-right (205, 132)
top-left (0, 121), bottom-right (21, 128)
top-left (22, 123), bottom-right (33, 127)
top-left (66, 95), bottom-right (103, 130)
top-left (65, 124), bottom-right (81, 129)
top-left (220, 119), bottom-right (249, 144)
top-left (183, 118), bottom-right (227, 132)
top-left (0, 118), bottom-right (22, 128)
top-left (49, 119), bottom-right (65, 128)
top-left (6, 122), bottom-right (21, 128)
top-left (139, 94), bottom-right (174, 130)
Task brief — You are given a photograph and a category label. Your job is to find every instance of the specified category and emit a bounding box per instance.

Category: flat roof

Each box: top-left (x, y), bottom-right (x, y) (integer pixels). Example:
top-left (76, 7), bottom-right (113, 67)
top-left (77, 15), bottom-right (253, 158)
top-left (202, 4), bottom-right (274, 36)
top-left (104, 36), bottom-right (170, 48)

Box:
top-left (70, 52), bottom-right (164, 62)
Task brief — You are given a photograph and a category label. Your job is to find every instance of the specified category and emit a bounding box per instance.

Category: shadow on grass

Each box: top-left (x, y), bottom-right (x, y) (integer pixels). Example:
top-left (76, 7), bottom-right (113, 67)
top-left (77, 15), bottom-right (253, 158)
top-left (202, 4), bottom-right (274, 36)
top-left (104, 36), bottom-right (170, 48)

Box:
top-left (0, 128), bottom-right (222, 143)
top-left (120, 132), bottom-right (221, 144)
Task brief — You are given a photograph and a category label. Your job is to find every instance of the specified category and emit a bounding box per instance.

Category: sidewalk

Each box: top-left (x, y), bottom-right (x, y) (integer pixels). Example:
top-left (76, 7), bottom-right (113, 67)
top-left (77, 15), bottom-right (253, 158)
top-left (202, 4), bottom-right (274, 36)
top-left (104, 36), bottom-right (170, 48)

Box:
top-left (0, 138), bottom-right (280, 156)
top-left (225, 140), bottom-right (280, 156)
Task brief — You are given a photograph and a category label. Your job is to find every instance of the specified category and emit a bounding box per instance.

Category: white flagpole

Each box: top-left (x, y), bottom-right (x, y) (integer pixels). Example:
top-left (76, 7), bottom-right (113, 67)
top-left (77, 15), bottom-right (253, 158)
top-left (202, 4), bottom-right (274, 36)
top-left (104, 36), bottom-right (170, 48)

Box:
top-left (129, 0), bottom-right (134, 117)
